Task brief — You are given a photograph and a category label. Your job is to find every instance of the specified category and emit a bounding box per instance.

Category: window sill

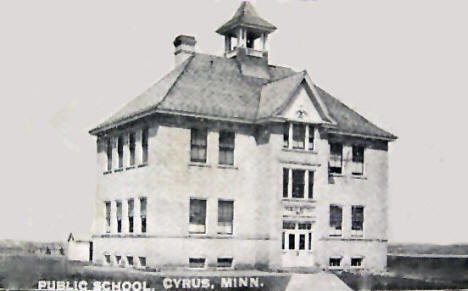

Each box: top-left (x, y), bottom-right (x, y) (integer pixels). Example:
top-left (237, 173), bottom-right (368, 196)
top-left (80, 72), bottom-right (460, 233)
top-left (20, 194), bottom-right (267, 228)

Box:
top-left (329, 172), bottom-right (344, 177)
top-left (114, 168), bottom-right (124, 173)
top-left (217, 233), bottom-right (234, 236)
top-left (188, 232), bottom-right (207, 236)
top-left (217, 164), bottom-right (238, 170)
top-left (126, 166), bottom-right (136, 170)
top-left (328, 267), bottom-right (343, 271)
top-left (103, 170), bottom-right (112, 175)
top-left (282, 148), bottom-right (317, 154)
top-left (188, 162), bottom-right (211, 168)
top-left (217, 266), bottom-right (234, 270)
top-left (137, 163), bottom-right (148, 168)
top-left (351, 174), bottom-right (367, 180)
top-left (282, 198), bottom-right (316, 203)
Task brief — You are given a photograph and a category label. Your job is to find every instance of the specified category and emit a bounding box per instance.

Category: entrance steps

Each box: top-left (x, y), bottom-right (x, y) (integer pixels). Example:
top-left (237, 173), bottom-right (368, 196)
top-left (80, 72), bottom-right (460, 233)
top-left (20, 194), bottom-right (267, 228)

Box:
top-left (285, 272), bottom-right (352, 291)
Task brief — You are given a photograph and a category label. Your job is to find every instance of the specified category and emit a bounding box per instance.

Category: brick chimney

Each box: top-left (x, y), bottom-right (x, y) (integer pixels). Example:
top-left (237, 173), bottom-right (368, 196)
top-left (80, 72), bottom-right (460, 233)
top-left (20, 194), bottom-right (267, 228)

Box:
top-left (173, 35), bottom-right (196, 66)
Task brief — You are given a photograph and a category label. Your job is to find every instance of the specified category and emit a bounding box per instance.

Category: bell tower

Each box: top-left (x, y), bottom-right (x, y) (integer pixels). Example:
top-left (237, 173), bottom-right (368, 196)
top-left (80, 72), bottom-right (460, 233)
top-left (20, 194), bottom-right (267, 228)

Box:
top-left (216, 1), bottom-right (276, 61)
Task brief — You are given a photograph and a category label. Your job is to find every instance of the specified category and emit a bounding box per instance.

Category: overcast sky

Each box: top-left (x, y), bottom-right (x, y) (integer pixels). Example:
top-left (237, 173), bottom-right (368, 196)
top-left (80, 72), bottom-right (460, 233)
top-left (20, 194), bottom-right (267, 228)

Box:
top-left (0, 0), bottom-right (467, 244)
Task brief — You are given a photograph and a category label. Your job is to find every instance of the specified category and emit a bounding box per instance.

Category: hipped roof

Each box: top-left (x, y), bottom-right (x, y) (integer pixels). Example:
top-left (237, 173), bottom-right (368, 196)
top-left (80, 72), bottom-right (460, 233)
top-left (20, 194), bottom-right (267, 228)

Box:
top-left (90, 53), bottom-right (396, 140)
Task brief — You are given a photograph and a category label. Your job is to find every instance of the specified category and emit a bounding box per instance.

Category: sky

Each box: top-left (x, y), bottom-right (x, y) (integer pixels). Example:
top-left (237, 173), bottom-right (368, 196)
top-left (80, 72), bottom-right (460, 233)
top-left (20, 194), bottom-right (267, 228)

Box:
top-left (0, 0), bottom-right (467, 244)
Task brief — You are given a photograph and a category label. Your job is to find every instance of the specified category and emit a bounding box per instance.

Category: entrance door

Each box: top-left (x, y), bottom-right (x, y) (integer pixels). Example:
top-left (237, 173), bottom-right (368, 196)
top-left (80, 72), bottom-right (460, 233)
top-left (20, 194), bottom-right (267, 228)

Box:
top-left (281, 221), bottom-right (314, 268)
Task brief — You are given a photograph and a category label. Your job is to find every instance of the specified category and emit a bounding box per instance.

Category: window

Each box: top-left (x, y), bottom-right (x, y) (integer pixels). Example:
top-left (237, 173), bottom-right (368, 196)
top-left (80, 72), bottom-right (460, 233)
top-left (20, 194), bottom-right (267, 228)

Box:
top-left (292, 123), bottom-right (306, 149)
top-left (142, 128), bottom-right (148, 164)
top-left (298, 222), bottom-right (311, 230)
top-left (308, 125), bottom-right (314, 150)
top-left (116, 201), bottom-right (122, 233)
top-left (189, 198), bottom-right (206, 234)
top-left (190, 128), bottom-right (207, 163)
top-left (219, 131), bottom-right (235, 165)
top-left (283, 168), bottom-right (313, 199)
top-left (308, 171), bottom-right (314, 199)
top-left (283, 221), bottom-right (296, 230)
top-left (104, 254), bottom-right (111, 265)
top-left (140, 197), bottom-right (147, 233)
top-left (352, 206), bottom-right (364, 231)
top-left (282, 169), bottom-right (289, 198)
top-left (284, 123), bottom-right (314, 150)
top-left (283, 123), bottom-right (289, 148)
top-left (352, 145), bottom-right (364, 175)
top-left (106, 139), bottom-right (112, 171)
top-left (115, 255), bottom-right (121, 265)
top-left (217, 258), bottom-right (233, 268)
top-left (292, 170), bottom-right (305, 198)
top-left (218, 200), bottom-right (233, 234)
top-left (351, 257), bottom-right (363, 267)
top-left (189, 258), bottom-right (205, 269)
top-left (117, 136), bottom-right (124, 169)
top-left (139, 257), bottom-right (146, 267)
top-left (288, 234), bottom-right (295, 250)
top-left (128, 199), bottom-right (134, 233)
top-left (329, 143), bottom-right (343, 174)
top-left (329, 257), bottom-right (342, 268)
top-left (299, 234), bottom-right (305, 250)
top-left (329, 205), bottom-right (342, 235)
top-left (127, 256), bottom-right (134, 266)
top-left (308, 233), bottom-right (312, 250)
top-left (282, 232), bottom-right (285, 250)
top-left (105, 201), bottom-right (111, 233)
top-left (129, 132), bottom-right (136, 166)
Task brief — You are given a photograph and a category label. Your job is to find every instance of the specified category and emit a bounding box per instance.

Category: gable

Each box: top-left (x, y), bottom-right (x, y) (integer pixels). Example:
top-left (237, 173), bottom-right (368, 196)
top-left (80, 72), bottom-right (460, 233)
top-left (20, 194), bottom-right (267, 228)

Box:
top-left (279, 83), bottom-right (329, 124)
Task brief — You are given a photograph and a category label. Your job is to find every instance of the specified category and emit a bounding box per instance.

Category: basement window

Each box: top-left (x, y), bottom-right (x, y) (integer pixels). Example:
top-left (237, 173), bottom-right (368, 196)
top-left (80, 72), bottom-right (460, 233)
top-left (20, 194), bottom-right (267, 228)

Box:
top-left (115, 255), bottom-right (121, 265)
top-left (329, 257), bottom-right (342, 268)
top-left (351, 257), bottom-right (363, 267)
top-left (127, 256), bottom-right (134, 266)
top-left (104, 254), bottom-right (111, 265)
top-left (217, 257), bottom-right (233, 268)
top-left (139, 257), bottom-right (146, 267)
top-left (189, 258), bottom-right (206, 269)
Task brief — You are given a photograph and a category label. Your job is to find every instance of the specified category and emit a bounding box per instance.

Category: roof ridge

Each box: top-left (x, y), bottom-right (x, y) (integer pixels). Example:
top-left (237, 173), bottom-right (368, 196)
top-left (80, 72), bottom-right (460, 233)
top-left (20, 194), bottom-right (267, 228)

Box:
top-left (269, 71), bottom-right (307, 117)
top-left (255, 71), bottom-right (305, 119)
top-left (265, 70), bottom-right (304, 84)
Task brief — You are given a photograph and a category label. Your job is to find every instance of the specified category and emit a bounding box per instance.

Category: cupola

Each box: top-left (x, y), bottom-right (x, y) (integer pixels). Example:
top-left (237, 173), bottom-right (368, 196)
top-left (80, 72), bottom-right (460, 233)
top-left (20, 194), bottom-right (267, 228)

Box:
top-left (216, 1), bottom-right (276, 60)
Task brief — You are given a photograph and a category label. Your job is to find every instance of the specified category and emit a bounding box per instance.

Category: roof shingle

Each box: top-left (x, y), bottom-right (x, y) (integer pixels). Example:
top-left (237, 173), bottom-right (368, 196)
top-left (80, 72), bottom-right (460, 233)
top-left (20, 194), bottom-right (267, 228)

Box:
top-left (90, 52), bottom-right (395, 140)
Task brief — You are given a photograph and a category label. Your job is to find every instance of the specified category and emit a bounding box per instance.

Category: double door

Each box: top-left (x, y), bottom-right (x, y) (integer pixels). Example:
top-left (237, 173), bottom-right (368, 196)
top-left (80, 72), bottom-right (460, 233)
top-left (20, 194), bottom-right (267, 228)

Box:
top-left (281, 220), bottom-right (314, 268)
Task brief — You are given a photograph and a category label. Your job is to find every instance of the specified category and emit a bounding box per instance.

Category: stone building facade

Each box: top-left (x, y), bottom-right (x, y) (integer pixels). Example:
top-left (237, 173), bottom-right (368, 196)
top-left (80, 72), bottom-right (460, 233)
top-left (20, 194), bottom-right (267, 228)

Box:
top-left (89, 2), bottom-right (396, 272)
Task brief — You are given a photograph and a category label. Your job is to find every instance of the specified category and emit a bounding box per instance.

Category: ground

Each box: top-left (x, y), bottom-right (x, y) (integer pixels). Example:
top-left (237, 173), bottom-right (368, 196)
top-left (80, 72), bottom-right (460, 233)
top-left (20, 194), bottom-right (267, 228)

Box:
top-left (2, 253), bottom-right (468, 290)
